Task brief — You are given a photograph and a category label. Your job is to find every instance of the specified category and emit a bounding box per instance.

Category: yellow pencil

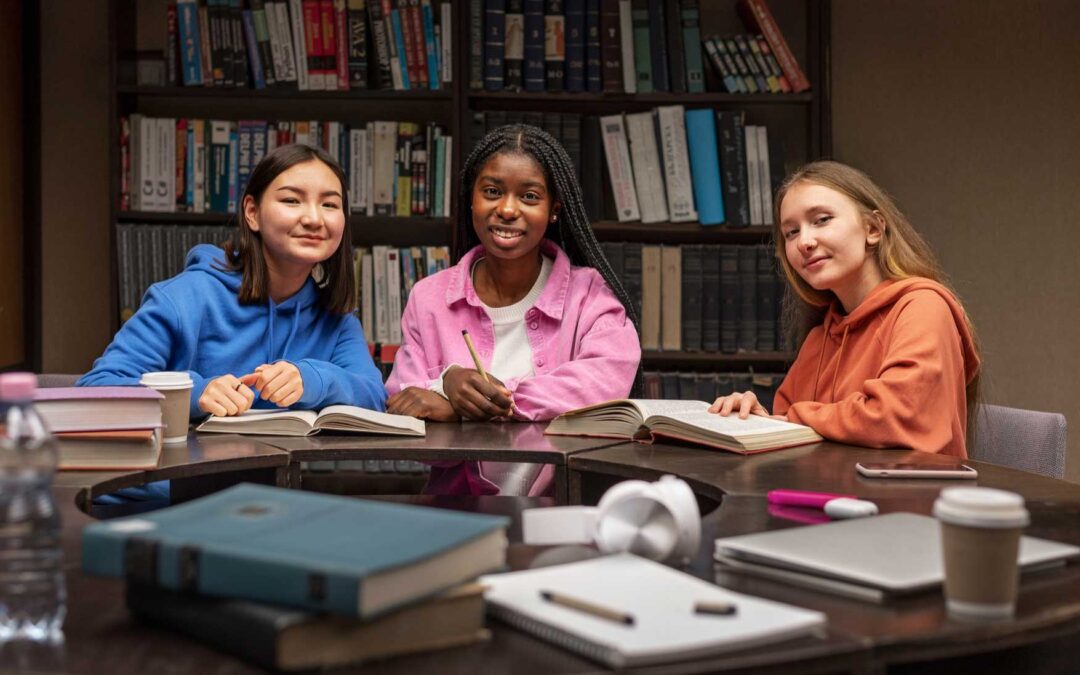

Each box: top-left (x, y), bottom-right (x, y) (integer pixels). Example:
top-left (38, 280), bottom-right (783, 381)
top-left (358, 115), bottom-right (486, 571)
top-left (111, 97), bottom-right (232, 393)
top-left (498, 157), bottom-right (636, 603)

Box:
top-left (461, 330), bottom-right (491, 383)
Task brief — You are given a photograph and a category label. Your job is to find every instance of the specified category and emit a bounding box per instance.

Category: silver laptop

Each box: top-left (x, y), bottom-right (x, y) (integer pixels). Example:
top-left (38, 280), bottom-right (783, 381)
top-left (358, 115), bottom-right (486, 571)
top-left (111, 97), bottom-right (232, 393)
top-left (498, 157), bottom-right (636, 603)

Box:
top-left (714, 512), bottom-right (1080, 603)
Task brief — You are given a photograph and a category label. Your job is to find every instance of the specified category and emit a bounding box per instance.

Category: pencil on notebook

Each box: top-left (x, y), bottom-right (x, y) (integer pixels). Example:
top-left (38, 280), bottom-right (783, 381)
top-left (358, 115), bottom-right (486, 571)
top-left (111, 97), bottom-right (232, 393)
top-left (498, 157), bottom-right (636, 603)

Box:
top-left (461, 330), bottom-right (491, 383)
top-left (540, 590), bottom-right (635, 626)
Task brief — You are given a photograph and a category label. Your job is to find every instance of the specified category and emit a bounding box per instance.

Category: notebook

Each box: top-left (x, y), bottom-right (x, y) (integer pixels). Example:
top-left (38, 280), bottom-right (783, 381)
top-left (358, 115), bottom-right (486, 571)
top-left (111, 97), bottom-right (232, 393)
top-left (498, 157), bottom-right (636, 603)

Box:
top-left (714, 512), bottom-right (1080, 603)
top-left (481, 553), bottom-right (825, 668)
top-left (196, 405), bottom-right (425, 437)
top-left (544, 399), bottom-right (822, 454)
top-left (83, 484), bottom-right (508, 618)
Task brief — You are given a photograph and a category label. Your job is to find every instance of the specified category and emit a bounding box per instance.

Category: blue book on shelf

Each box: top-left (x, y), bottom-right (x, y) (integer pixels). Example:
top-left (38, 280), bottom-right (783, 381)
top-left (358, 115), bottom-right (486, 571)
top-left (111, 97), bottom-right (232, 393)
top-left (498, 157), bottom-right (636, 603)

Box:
top-left (227, 125), bottom-right (239, 212)
top-left (421, 0), bottom-right (440, 90)
top-left (176, 0), bottom-right (203, 86)
top-left (82, 483), bottom-right (509, 618)
top-left (484, 0), bottom-right (507, 90)
top-left (390, 5), bottom-right (412, 90)
top-left (523, 0), bottom-right (546, 91)
top-left (241, 10), bottom-right (266, 89)
top-left (564, 0), bottom-right (585, 92)
top-left (685, 108), bottom-right (725, 225)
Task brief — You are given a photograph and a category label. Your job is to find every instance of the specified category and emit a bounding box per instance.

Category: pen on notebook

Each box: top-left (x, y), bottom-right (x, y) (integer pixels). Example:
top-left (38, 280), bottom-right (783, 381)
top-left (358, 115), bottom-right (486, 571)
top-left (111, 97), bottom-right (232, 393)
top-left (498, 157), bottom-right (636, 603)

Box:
top-left (694, 601), bottom-right (738, 616)
top-left (461, 330), bottom-right (491, 384)
top-left (540, 590), bottom-right (635, 626)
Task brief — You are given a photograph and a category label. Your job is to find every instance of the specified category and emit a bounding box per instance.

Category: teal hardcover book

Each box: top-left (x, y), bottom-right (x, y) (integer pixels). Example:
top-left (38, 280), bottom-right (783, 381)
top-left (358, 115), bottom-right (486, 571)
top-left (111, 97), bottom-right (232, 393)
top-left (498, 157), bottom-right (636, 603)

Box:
top-left (82, 483), bottom-right (509, 618)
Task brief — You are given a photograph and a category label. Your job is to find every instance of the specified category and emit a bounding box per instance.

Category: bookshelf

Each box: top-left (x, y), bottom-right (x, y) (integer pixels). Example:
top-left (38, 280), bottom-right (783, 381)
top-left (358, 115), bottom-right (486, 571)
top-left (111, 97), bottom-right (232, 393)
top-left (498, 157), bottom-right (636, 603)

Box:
top-left (108, 0), bottom-right (829, 387)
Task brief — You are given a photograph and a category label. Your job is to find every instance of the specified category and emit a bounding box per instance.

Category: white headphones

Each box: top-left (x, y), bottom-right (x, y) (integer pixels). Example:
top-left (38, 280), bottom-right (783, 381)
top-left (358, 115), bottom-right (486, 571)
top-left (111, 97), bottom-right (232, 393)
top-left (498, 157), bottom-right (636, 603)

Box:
top-left (523, 475), bottom-right (701, 564)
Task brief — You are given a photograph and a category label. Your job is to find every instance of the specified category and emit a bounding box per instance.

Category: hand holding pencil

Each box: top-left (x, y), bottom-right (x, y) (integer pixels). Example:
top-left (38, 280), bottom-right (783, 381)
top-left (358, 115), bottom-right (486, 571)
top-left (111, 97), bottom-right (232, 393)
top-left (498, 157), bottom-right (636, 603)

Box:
top-left (442, 331), bottom-right (514, 421)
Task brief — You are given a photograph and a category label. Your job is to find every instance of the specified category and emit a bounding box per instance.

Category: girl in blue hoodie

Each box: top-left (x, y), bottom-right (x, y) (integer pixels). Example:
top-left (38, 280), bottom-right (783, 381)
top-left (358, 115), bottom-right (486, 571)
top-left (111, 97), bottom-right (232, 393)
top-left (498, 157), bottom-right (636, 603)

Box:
top-left (80, 143), bottom-right (385, 437)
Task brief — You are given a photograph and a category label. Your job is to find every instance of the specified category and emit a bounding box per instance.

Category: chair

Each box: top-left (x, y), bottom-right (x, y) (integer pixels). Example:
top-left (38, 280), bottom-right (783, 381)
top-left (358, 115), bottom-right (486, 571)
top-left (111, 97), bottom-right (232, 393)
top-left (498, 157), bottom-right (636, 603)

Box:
top-left (970, 404), bottom-right (1067, 479)
top-left (36, 374), bottom-right (81, 388)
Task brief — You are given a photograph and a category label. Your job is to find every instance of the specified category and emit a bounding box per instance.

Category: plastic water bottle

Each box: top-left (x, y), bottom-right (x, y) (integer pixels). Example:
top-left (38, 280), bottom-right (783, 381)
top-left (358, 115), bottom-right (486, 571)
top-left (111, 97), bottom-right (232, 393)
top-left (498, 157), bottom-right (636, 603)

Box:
top-left (0, 373), bottom-right (66, 645)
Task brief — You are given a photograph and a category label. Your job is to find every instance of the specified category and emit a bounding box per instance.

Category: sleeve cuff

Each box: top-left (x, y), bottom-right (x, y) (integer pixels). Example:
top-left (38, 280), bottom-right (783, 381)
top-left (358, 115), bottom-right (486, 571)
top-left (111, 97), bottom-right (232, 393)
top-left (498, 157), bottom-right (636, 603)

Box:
top-left (428, 364), bottom-right (461, 400)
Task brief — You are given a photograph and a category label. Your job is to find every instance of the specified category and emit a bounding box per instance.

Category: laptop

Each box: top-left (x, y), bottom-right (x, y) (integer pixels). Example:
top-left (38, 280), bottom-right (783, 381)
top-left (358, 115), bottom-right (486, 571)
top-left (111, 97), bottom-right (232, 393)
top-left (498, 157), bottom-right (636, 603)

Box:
top-left (714, 512), bottom-right (1080, 603)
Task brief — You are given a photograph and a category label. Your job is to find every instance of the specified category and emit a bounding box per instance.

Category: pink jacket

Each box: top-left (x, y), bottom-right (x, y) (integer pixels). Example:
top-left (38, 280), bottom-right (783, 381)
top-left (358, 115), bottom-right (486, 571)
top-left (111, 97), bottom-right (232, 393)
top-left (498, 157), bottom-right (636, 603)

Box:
top-left (386, 240), bottom-right (641, 495)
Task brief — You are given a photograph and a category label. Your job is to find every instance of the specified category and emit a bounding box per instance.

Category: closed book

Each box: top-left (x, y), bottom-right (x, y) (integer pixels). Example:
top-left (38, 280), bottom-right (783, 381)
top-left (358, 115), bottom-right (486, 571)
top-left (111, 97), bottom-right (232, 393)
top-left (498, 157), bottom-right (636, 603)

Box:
top-left (584, 0), bottom-right (602, 92)
top-left (733, 33), bottom-right (770, 92)
top-left (241, 9), bottom-right (267, 89)
top-left (598, 114), bottom-right (640, 222)
top-left (702, 244), bottom-right (720, 351)
top-left (522, 0), bottom-right (546, 91)
top-left (56, 429), bottom-right (162, 471)
top-left (196, 405), bottom-right (425, 437)
top-left (684, 108), bottom-right (725, 226)
top-left (600, 242), bottom-right (623, 280)
top-left (755, 124), bottom-right (773, 225)
top-left (756, 244), bottom-right (776, 351)
top-left (642, 371), bottom-right (662, 398)
top-left (504, 0), bottom-right (525, 89)
top-left (663, 0), bottom-right (685, 92)
top-left (640, 244), bottom-right (661, 350)
top-left (561, 112), bottom-right (582, 176)
top-left (177, 0), bottom-right (205, 85)
top-left (655, 105), bottom-right (697, 223)
top-left (468, 0), bottom-right (484, 89)
top-left (716, 110), bottom-right (750, 228)
top-left (209, 120), bottom-right (231, 212)
top-left (483, 0), bottom-right (506, 90)
top-left (563, 0), bottom-right (585, 91)
top-left (702, 34), bottom-right (743, 93)
top-left (629, 0), bottom-right (651, 93)
top-left (755, 34), bottom-right (791, 92)
top-left (723, 35), bottom-right (758, 93)
top-left (737, 245), bottom-right (757, 352)
top-left (127, 582), bottom-right (488, 671)
top-left (599, 0), bottom-right (621, 92)
top-left (624, 111), bottom-right (667, 224)
top-left (482, 554), bottom-right (824, 668)
top-left (544, 0), bottom-right (565, 90)
top-left (388, 1), bottom-right (411, 89)
top-left (622, 242), bottom-right (643, 321)
top-left (680, 244), bottom-right (703, 351)
top-left (646, 0), bottom-right (668, 91)
top-left (83, 483), bottom-right (509, 618)
top-left (744, 123), bottom-right (763, 225)
top-left (736, 0), bottom-right (810, 92)
top-left (367, 0), bottom-right (394, 88)
top-left (617, 0), bottom-right (635, 93)
top-left (660, 245), bottom-right (682, 351)
top-left (719, 245), bottom-right (738, 353)
top-left (579, 115), bottom-right (605, 222)
top-left (346, 0), bottom-right (369, 88)
top-left (680, 0), bottom-right (704, 92)
top-left (745, 33), bottom-right (780, 93)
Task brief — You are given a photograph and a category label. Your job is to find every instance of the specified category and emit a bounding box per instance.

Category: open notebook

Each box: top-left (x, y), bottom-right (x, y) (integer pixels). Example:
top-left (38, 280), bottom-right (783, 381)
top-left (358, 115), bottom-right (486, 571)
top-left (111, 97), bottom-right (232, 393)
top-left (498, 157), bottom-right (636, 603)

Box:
top-left (545, 399), bottom-right (822, 454)
top-left (196, 405), bottom-right (425, 437)
top-left (481, 553), bottom-right (825, 668)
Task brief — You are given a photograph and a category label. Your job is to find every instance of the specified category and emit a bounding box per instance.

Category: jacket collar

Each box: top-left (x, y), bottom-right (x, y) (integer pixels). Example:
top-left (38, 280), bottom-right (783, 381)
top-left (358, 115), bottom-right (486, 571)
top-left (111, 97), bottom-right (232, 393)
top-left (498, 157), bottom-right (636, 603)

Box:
top-left (445, 240), bottom-right (571, 321)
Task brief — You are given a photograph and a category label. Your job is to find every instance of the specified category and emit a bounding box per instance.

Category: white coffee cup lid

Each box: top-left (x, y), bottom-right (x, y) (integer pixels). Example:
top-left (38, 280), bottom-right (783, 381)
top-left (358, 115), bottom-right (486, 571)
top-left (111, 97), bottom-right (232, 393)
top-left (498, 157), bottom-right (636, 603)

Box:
top-left (140, 371), bottom-right (194, 390)
top-left (933, 486), bottom-right (1030, 529)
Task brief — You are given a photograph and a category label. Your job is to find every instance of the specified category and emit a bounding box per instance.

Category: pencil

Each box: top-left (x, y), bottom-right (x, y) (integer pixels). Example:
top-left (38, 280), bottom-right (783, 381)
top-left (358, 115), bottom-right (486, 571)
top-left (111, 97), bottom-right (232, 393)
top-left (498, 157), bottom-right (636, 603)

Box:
top-left (461, 330), bottom-right (491, 383)
top-left (693, 601), bottom-right (738, 616)
top-left (540, 590), bottom-right (635, 626)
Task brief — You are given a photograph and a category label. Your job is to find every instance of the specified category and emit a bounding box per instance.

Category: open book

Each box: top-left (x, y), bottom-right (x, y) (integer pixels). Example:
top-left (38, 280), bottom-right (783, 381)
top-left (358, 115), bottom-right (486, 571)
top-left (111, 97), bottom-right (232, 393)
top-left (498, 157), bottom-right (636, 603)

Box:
top-left (196, 405), bottom-right (425, 437)
top-left (545, 399), bottom-right (821, 454)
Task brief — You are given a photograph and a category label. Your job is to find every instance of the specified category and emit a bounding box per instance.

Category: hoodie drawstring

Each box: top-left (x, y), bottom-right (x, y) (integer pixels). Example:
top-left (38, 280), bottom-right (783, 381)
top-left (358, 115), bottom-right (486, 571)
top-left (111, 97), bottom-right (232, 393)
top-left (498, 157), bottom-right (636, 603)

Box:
top-left (812, 312), bottom-right (831, 401)
top-left (811, 312), bottom-right (849, 403)
top-left (832, 325), bottom-right (849, 403)
top-left (281, 304), bottom-right (301, 361)
top-left (266, 303), bottom-right (277, 364)
top-left (265, 300), bottom-right (302, 363)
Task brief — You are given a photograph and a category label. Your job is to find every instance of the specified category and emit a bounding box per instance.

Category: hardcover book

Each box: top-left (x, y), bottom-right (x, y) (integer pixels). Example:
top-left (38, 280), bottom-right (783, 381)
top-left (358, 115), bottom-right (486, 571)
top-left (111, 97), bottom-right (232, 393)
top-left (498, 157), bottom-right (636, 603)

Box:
top-left (195, 404), bottom-right (425, 437)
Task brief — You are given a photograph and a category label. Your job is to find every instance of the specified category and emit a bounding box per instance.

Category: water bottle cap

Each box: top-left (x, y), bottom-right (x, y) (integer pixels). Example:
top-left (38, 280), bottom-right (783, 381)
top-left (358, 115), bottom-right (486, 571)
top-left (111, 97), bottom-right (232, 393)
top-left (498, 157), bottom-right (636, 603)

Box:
top-left (0, 372), bottom-right (37, 400)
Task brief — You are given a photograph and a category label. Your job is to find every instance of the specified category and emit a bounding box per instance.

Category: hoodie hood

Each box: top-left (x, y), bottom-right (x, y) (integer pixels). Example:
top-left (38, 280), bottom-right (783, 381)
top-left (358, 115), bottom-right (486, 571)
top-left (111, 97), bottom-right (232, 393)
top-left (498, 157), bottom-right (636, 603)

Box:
top-left (812, 278), bottom-right (980, 401)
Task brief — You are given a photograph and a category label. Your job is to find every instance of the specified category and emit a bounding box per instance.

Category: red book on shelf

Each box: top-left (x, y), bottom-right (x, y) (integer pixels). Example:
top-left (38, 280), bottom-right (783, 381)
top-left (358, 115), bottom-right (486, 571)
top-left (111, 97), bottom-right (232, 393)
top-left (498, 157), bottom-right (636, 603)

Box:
top-left (302, 0), bottom-right (325, 88)
top-left (736, 0), bottom-right (810, 93)
top-left (333, 0), bottom-right (351, 90)
top-left (320, 0), bottom-right (340, 90)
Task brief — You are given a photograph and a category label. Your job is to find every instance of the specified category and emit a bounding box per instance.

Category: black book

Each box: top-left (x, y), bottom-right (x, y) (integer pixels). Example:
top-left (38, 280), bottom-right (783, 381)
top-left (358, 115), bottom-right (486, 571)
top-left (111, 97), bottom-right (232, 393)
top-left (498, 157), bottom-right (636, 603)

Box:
top-left (702, 244), bottom-right (721, 351)
top-left (719, 245), bottom-right (739, 353)
top-left (229, 1), bottom-right (248, 87)
top-left (368, 1), bottom-right (395, 89)
top-left (250, 0), bottom-right (277, 86)
top-left (756, 244), bottom-right (777, 352)
top-left (599, 0), bottom-right (621, 92)
top-left (126, 583), bottom-right (487, 672)
top-left (564, 0), bottom-right (586, 91)
top-left (580, 115), bottom-right (605, 224)
top-left (623, 243), bottom-right (644, 321)
top-left (541, 111), bottom-right (562, 143)
top-left (695, 372), bottom-right (717, 403)
top-left (646, 0), bottom-right (668, 91)
top-left (544, 0), bottom-right (566, 90)
top-left (601, 242), bottom-right (624, 280)
top-left (505, 0), bottom-right (525, 89)
top-left (664, 0), bottom-right (686, 93)
top-left (523, 0), bottom-right (546, 91)
top-left (661, 371), bottom-right (680, 400)
top-left (681, 244), bottom-right (704, 351)
top-left (716, 110), bottom-right (750, 228)
top-left (347, 0), bottom-right (369, 89)
top-left (484, 0), bottom-right (507, 90)
top-left (737, 245), bottom-right (758, 352)
top-left (561, 113), bottom-right (583, 177)
top-left (678, 372), bottom-right (698, 401)
top-left (585, 0), bottom-right (602, 92)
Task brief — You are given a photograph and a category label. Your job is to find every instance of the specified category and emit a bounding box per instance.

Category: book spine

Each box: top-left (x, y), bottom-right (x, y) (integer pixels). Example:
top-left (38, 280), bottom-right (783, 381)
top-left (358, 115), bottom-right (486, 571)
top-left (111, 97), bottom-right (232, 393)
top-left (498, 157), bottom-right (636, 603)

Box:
top-left (755, 124), bottom-right (773, 225)
top-left (624, 111), bottom-right (667, 224)
top-left (640, 244), bottom-right (661, 350)
top-left (597, 114), bottom-right (640, 222)
top-left (563, 0), bottom-right (585, 92)
top-left (504, 0), bottom-right (524, 90)
top-left (646, 0), bottom-right (667, 91)
top-left (468, 0), bottom-right (484, 89)
top-left (744, 123), bottom-right (762, 225)
top-left (175, 119), bottom-right (188, 211)
top-left (484, 0), bottom-right (507, 90)
top-left (274, 1), bottom-right (300, 84)
top-left (333, 0), bottom-right (351, 89)
top-left (734, 33), bottom-right (769, 93)
top-left (522, 0), bottom-right (546, 91)
top-left (166, 2), bottom-right (180, 85)
top-left (716, 110), bottom-right (750, 228)
top-left (289, 0), bottom-right (312, 89)
top-left (544, 0), bottom-right (565, 91)
top-left (745, 33), bottom-right (779, 93)
top-left (629, 0), bottom-right (651, 93)
top-left (388, 1), bottom-right (410, 88)
top-left (660, 245), bottom-right (682, 351)
top-left (367, 1), bottom-right (394, 88)
top-left (250, 0), bottom-right (278, 86)
top-left (737, 0), bottom-right (809, 92)
top-left (684, 108), bottom-right (724, 226)
top-left (719, 245), bottom-right (738, 353)
top-left (680, 0), bottom-right (704, 93)
top-left (584, 0), bottom-right (601, 92)
top-left (755, 34), bottom-right (791, 92)
top-left (579, 115), bottom-right (604, 222)
top-left (663, 0), bottom-right (684, 93)
top-left (655, 105), bottom-right (696, 223)
top-left (702, 244), bottom-right (720, 351)
top-left (198, 4), bottom-right (215, 86)
top-left (599, 0), bottom-right (621, 93)
top-left (231, 0), bottom-right (250, 87)
top-left (119, 117), bottom-right (131, 211)
top-left (242, 10), bottom-right (267, 89)
top-left (347, 0), bottom-right (369, 88)
top-left (385, 247), bottom-right (403, 344)
top-left (421, 0), bottom-right (440, 89)
top-left (302, 0), bottom-right (325, 89)
top-left (177, 0), bottom-right (204, 85)
top-left (622, 243), bottom-right (643, 322)
top-left (701, 35), bottom-right (737, 93)
top-left (320, 0), bottom-right (338, 89)
top-left (756, 244), bottom-right (776, 352)
top-left (397, 0), bottom-right (420, 89)
top-left (736, 245), bottom-right (757, 352)
top-left (227, 123), bottom-right (239, 212)
top-left (723, 36), bottom-right (757, 93)
top-left (681, 244), bottom-right (703, 351)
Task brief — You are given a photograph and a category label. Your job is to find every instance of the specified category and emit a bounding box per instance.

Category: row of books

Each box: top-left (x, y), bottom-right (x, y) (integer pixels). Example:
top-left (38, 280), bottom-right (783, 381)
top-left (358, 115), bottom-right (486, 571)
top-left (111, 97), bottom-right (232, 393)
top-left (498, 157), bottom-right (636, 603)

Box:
top-left (165, 0), bottom-right (452, 91)
top-left (120, 115), bottom-right (452, 218)
top-left (353, 244), bottom-right (451, 347)
top-left (469, 0), bottom-right (809, 94)
top-left (642, 370), bottom-right (783, 412)
top-left (468, 108), bottom-right (781, 228)
top-left (601, 242), bottom-right (789, 354)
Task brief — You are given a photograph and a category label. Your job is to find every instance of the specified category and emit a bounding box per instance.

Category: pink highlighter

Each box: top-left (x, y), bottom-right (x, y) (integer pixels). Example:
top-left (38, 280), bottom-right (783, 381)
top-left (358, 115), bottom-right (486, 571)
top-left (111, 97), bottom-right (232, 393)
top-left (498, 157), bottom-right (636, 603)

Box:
top-left (767, 489), bottom-right (879, 519)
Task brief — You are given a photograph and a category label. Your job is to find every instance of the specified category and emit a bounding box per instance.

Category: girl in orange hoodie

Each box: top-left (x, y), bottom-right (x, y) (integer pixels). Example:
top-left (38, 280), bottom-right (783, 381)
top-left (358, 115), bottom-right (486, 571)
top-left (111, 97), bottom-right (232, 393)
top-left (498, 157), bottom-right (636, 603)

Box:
top-left (710, 161), bottom-right (981, 457)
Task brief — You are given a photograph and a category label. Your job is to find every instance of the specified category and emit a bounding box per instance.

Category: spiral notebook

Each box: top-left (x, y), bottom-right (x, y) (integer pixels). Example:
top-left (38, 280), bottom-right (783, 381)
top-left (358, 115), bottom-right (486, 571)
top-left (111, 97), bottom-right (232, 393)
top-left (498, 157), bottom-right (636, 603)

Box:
top-left (480, 553), bottom-right (825, 669)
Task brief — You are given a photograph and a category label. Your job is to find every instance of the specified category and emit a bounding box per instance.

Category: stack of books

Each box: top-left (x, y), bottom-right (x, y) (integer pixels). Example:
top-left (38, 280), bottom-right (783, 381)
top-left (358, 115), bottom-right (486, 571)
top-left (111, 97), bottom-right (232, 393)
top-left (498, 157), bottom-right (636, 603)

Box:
top-left (34, 386), bottom-right (165, 470)
top-left (82, 484), bottom-right (509, 671)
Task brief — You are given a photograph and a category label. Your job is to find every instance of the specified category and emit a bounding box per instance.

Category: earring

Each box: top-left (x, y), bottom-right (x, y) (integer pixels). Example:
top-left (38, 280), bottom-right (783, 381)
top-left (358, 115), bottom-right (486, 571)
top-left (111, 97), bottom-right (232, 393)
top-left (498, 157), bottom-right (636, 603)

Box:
top-left (550, 213), bottom-right (558, 223)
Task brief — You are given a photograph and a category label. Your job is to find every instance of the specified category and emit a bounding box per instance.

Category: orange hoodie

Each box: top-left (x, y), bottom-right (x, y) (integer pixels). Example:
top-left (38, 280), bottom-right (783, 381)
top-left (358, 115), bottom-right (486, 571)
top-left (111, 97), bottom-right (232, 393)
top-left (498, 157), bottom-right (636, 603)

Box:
top-left (773, 278), bottom-right (980, 457)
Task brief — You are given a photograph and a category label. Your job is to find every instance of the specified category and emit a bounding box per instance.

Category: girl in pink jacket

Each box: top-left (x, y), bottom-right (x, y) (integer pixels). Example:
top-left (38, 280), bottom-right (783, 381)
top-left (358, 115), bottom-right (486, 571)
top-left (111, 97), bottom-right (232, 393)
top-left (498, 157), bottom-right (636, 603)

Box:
top-left (385, 124), bottom-right (642, 496)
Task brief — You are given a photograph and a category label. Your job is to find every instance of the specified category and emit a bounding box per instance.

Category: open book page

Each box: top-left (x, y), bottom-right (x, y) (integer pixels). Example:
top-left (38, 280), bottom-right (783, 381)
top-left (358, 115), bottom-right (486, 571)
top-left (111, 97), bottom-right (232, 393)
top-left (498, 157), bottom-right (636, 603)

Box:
top-left (198, 409), bottom-right (320, 429)
top-left (649, 410), bottom-right (813, 438)
top-left (630, 399), bottom-right (710, 419)
top-left (315, 405), bottom-right (425, 436)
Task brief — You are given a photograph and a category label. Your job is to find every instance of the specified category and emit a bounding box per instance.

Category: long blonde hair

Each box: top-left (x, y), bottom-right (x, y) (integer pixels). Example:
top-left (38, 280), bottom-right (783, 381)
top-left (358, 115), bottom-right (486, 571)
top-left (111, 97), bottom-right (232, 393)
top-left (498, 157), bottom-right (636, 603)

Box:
top-left (772, 161), bottom-right (981, 431)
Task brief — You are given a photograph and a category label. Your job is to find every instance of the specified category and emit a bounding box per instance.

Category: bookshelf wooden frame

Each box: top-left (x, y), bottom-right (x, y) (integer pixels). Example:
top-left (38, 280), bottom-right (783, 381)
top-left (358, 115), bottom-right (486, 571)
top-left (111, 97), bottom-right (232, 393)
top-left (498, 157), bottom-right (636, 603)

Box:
top-left (107, 0), bottom-right (830, 373)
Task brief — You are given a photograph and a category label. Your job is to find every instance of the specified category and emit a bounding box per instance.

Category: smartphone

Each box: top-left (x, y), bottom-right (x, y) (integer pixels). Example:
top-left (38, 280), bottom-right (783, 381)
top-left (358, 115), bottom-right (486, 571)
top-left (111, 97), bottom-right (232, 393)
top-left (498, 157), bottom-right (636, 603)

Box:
top-left (855, 461), bottom-right (978, 479)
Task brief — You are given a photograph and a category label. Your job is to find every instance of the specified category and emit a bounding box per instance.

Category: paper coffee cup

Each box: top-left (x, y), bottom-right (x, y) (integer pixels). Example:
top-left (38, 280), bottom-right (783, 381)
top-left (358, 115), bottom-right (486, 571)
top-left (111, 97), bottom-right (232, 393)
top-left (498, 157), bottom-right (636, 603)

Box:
top-left (933, 487), bottom-right (1029, 619)
top-left (140, 371), bottom-right (194, 445)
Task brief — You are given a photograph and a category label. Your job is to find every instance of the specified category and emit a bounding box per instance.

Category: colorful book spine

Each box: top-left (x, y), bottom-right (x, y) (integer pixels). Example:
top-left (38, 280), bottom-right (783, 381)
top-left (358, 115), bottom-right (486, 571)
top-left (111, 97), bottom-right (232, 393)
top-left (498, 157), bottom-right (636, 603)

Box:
top-left (684, 108), bottom-right (724, 226)
top-left (680, 0), bottom-right (704, 93)
top-left (177, 0), bottom-right (204, 85)
top-left (737, 0), bottom-right (809, 92)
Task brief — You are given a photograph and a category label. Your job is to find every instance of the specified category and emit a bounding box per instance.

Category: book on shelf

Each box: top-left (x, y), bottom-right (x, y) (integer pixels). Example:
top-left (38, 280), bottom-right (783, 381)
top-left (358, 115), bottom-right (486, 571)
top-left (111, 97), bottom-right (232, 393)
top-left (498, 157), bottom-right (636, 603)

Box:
top-left (195, 404), bottom-right (426, 437)
top-left (545, 399), bottom-right (822, 454)
top-left (127, 581), bottom-right (488, 671)
top-left (736, 0), bottom-right (810, 92)
top-left (481, 553), bottom-right (826, 669)
top-left (83, 483), bottom-right (510, 618)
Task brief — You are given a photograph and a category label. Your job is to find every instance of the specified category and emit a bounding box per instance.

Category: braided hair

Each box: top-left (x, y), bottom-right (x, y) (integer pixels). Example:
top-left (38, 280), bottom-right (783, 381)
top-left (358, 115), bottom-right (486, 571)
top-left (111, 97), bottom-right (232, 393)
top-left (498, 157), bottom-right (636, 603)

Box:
top-left (456, 124), bottom-right (643, 394)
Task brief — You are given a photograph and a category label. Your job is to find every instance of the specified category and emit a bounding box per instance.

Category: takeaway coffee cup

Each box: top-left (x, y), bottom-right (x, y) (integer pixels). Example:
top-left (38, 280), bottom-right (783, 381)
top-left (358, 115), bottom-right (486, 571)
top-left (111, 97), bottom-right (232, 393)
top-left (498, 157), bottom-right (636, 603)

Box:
top-left (933, 486), bottom-right (1030, 620)
top-left (139, 371), bottom-right (194, 445)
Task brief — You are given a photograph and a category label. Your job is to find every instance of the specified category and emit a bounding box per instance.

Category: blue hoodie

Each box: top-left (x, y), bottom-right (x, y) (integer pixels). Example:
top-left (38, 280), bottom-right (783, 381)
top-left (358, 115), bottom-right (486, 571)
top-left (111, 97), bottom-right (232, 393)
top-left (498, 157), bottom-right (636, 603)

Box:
top-left (79, 244), bottom-right (386, 418)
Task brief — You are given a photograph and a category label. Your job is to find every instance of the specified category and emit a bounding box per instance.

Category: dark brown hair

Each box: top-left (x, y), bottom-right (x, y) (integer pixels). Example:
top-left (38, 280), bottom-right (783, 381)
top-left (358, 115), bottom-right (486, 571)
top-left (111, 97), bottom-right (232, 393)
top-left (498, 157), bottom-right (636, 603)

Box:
top-left (224, 143), bottom-right (354, 314)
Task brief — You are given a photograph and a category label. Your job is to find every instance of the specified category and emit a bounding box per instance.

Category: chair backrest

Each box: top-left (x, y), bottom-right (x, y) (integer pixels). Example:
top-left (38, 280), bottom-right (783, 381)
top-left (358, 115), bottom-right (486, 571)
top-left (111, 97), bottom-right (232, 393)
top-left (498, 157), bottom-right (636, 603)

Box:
top-left (36, 374), bottom-right (81, 388)
top-left (971, 404), bottom-right (1067, 479)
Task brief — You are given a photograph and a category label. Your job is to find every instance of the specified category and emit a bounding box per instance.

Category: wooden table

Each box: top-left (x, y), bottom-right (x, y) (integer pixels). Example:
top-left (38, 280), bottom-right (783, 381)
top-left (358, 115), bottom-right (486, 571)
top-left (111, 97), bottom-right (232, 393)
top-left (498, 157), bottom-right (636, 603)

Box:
top-left (258, 422), bottom-right (624, 504)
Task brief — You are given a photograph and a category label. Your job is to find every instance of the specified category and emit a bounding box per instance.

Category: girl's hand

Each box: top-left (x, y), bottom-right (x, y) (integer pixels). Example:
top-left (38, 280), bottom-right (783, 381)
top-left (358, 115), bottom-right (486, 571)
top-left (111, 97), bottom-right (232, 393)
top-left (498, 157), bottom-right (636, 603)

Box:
top-left (443, 366), bottom-right (514, 421)
top-left (708, 390), bottom-right (771, 419)
top-left (199, 374), bottom-right (257, 417)
top-left (246, 362), bottom-right (304, 408)
top-left (387, 387), bottom-right (460, 422)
